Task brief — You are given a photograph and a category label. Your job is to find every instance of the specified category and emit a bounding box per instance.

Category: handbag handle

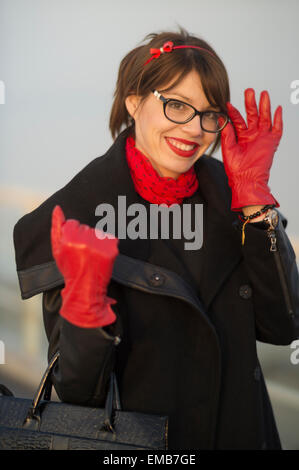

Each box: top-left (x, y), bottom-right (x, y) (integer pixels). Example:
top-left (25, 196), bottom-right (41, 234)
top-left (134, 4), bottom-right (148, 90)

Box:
top-left (23, 351), bottom-right (122, 433)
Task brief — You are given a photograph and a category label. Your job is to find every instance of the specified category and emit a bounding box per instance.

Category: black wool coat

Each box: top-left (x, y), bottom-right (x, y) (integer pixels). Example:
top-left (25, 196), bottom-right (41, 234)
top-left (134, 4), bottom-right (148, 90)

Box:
top-left (13, 128), bottom-right (299, 450)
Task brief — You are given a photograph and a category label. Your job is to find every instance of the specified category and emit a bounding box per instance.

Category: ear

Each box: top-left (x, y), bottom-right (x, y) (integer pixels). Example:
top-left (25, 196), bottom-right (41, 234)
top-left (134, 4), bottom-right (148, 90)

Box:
top-left (125, 94), bottom-right (141, 119)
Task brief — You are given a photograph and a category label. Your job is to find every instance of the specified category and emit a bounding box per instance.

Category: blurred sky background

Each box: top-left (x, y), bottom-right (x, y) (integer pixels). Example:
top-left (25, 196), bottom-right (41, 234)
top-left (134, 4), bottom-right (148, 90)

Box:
top-left (0, 0), bottom-right (299, 449)
top-left (0, 0), bottom-right (299, 283)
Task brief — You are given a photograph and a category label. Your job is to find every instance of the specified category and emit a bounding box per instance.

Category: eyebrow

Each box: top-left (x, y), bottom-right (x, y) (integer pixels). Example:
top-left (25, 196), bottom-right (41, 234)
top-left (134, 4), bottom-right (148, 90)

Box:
top-left (161, 90), bottom-right (218, 111)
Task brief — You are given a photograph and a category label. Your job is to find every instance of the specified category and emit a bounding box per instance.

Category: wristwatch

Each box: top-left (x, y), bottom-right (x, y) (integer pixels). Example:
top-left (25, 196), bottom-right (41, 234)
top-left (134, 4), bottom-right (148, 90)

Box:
top-left (251, 208), bottom-right (279, 230)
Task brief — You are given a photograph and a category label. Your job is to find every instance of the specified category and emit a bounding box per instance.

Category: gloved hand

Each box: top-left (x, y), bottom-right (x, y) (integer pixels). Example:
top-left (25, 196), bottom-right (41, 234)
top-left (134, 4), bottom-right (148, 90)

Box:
top-left (51, 205), bottom-right (119, 328)
top-left (220, 88), bottom-right (283, 211)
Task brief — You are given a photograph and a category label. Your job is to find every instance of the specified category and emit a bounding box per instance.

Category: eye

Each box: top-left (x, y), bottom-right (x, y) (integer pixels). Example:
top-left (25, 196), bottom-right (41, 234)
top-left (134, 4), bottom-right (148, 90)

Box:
top-left (204, 111), bottom-right (217, 120)
top-left (168, 101), bottom-right (187, 111)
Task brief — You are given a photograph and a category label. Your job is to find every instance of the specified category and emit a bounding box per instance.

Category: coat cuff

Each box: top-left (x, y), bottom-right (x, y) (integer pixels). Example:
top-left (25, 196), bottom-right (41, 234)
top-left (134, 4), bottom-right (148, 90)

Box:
top-left (17, 261), bottom-right (64, 299)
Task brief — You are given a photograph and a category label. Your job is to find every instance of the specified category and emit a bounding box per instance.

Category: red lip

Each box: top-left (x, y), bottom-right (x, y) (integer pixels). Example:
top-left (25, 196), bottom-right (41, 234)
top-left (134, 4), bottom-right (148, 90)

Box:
top-left (165, 137), bottom-right (199, 158)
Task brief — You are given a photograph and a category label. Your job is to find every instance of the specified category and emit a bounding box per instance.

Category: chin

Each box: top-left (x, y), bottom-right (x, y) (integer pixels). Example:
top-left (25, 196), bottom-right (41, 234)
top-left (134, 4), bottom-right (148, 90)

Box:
top-left (170, 164), bottom-right (193, 178)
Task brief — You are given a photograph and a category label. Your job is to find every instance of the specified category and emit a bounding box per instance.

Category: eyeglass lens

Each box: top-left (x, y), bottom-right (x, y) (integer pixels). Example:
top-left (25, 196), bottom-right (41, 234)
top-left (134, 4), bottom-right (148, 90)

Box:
top-left (165, 100), bottom-right (227, 132)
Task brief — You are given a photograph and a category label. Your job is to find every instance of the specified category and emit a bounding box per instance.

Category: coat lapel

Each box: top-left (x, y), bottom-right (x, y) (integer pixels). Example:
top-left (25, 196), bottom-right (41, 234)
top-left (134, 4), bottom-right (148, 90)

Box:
top-left (193, 155), bottom-right (242, 310)
top-left (95, 128), bottom-right (151, 263)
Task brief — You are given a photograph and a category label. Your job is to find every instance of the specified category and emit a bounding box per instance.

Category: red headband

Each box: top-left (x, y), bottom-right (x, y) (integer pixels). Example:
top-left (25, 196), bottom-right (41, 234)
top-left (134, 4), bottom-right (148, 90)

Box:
top-left (143, 40), bottom-right (216, 66)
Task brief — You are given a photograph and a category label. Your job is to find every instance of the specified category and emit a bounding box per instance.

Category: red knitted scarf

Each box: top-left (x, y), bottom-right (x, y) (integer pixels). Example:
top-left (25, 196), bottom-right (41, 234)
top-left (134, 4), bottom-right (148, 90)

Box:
top-left (125, 136), bottom-right (199, 206)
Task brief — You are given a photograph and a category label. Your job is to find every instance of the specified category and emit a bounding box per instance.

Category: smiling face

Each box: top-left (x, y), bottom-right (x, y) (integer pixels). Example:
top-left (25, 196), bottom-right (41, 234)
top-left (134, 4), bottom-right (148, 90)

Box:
top-left (125, 69), bottom-right (218, 179)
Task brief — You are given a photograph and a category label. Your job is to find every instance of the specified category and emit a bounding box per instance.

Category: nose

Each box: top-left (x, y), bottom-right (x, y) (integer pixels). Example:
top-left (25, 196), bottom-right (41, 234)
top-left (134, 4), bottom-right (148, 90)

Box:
top-left (181, 114), bottom-right (204, 137)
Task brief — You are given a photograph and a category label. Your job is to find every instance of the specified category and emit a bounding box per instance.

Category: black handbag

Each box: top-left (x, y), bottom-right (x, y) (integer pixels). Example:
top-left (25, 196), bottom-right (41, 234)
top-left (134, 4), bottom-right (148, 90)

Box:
top-left (0, 351), bottom-right (168, 450)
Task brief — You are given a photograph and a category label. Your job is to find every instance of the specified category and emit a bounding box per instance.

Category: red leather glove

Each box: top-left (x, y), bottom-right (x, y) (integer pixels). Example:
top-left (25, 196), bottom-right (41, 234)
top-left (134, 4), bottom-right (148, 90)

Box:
top-left (51, 205), bottom-right (119, 328)
top-left (220, 88), bottom-right (283, 211)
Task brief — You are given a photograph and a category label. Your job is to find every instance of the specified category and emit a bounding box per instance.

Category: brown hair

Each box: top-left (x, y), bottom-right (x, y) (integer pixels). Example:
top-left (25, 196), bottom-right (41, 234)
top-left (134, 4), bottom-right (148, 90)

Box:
top-left (109, 27), bottom-right (230, 154)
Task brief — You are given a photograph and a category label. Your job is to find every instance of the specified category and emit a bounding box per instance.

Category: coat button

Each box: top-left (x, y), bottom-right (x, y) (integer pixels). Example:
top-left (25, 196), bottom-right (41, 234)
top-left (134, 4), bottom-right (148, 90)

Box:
top-left (149, 273), bottom-right (165, 287)
top-left (239, 284), bottom-right (252, 299)
top-left (254, 365), bottom-right (261, 381)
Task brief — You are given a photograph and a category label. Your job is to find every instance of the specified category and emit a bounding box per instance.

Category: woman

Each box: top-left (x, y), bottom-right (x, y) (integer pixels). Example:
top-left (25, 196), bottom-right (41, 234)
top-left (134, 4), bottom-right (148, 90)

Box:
top-left (13, 29), bottom-right (299, 450)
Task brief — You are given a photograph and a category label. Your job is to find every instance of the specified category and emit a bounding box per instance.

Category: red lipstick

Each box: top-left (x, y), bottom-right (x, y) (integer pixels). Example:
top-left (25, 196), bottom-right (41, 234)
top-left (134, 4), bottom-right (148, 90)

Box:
top-left (165, 137), bottom-right (199, 158)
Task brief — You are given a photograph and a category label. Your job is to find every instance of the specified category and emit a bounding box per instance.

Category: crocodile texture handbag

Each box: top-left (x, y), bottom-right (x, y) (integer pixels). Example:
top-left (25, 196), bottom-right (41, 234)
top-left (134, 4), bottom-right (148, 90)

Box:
top-left (0, 352), bottom-right (168, 450)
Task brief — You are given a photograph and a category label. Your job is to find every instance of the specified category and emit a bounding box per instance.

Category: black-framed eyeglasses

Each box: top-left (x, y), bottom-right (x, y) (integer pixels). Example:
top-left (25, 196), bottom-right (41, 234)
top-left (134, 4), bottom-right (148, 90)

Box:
top-left (152, 90), bottom-right (228, 133)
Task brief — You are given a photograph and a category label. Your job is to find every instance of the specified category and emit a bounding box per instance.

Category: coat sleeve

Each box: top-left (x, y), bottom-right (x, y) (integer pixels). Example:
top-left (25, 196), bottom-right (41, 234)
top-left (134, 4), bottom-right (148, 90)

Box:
top-left (43, 286), bottom-right (122, 407)
top-left (239, 211), bottom-right (299, 345)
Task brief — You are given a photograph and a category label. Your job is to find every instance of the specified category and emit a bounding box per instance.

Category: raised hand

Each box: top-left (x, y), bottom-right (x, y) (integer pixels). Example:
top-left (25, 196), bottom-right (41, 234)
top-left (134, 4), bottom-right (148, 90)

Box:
top-left (220, 88), bottom-right (283, 211)
top-left (51, 205), bottom-right (119, 328)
